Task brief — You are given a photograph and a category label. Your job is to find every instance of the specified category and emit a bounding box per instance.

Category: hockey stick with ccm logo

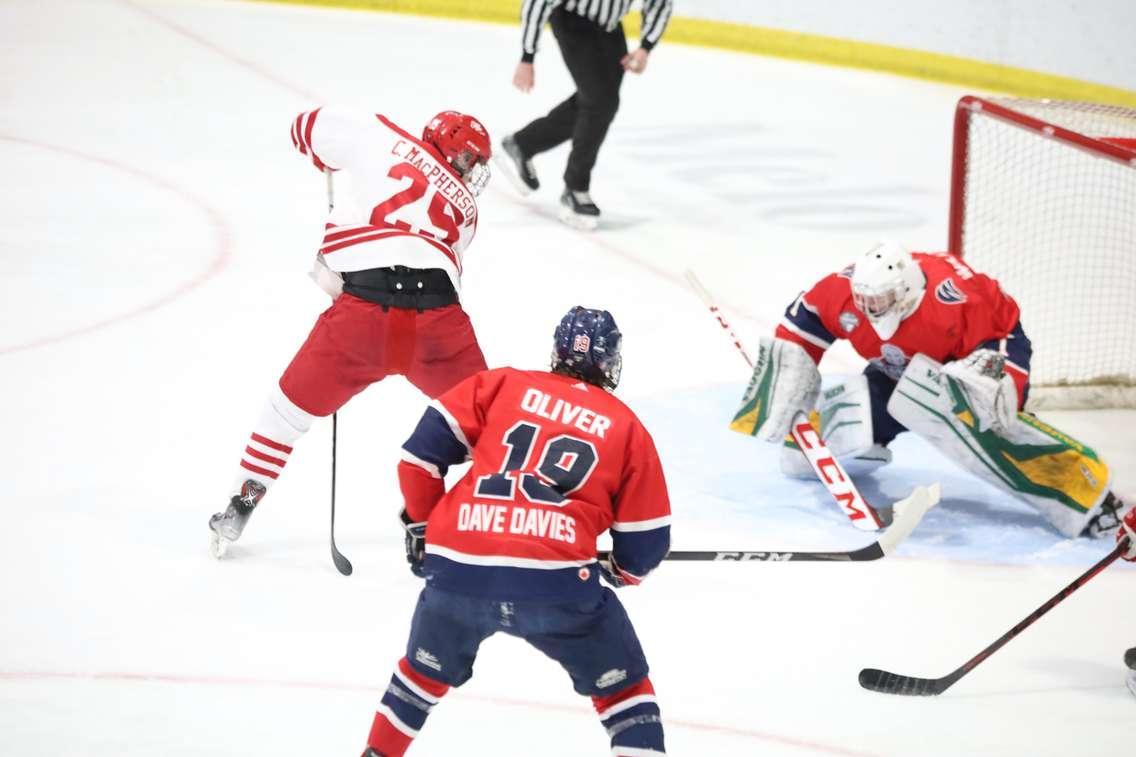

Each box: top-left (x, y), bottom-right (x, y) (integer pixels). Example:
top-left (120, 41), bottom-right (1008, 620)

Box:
top-left (599, 482), bottom-right (938, 562)
top-left (790, 412), bottom-right (885, 530)
top-left (683, 269), bottom-right (935, 534)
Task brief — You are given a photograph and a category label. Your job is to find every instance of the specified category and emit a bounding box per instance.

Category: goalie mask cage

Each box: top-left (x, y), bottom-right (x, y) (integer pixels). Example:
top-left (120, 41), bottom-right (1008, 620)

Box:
top-left (948, 96), bottom-right (1136, 409)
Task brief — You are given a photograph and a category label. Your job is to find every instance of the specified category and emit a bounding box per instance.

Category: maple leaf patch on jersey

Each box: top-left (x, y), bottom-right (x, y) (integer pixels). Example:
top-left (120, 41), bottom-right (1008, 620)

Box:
top-left (935, 278), bottom-right (967, 304)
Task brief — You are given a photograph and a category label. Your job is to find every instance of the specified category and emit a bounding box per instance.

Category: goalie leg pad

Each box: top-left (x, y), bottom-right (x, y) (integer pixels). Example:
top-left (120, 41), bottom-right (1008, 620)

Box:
top-left (888, 354), bottom-right (1111, 537)
top-left (780, 376), bottom-right (880, 477)
top-left (731, 337), bottom-right (820, 443)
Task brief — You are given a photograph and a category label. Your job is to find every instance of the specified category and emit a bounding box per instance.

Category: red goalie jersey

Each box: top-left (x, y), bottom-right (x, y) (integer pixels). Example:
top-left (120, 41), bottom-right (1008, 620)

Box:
top-left (776, 251), bottom-right (1031, 402)
top-left (290, 106), bottom-right (479, 292)
top-left (398, 367), bottom-right (672, 601)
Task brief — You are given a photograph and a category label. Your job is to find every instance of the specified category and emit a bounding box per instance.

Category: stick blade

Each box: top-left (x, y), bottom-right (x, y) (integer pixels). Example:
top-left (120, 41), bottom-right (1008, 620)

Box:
top-left (331, 545), bottom-right (353, 576)
top-left (858, 667), bottom-right (945, 696)
top-left (876, 482), bottom-right (940, 555)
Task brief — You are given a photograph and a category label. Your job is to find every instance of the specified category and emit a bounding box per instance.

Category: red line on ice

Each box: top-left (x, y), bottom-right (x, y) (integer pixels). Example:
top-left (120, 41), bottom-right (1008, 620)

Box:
top-left (0, 668), bottom-right (878, 756)
top-left (0, 135), bottom-right (234, 356)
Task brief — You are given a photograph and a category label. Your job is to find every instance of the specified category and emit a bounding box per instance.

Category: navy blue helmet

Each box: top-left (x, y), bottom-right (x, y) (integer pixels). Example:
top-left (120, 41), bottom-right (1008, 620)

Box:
top-left (551, 306), bottom-right (622, 392)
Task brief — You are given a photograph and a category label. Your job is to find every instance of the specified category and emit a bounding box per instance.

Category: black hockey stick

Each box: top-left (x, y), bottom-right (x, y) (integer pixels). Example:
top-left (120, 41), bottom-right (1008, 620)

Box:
top-left (325, 169), bottom-right (352, 576)
top-left (859, 540), bottom-right (1126, 696)
top-left (330, 411), bottom-right (352, 575)
top-left (599, 484), bottom-right (939, 563)
top-left (601, 545), bottom-right (884, 562)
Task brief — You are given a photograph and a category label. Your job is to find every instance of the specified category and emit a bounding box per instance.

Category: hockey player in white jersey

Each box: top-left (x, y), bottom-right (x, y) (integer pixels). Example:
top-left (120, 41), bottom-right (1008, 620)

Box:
top-left (208, 106), bottom-right (493, 558)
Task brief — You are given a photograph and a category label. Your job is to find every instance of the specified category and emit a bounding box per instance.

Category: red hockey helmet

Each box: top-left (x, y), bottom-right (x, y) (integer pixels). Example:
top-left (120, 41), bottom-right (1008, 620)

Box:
top-left (423, 111), bottom-right (492, 194)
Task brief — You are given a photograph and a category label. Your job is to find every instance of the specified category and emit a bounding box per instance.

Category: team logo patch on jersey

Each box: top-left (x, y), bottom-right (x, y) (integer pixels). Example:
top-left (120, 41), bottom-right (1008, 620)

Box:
top-left (839, 311), bottom-right (860, 333)
top-left (573, 334), bottom-right (591, 353)
top-left (935, 278), bottom-right (967, 304)
top-left (875, 343), bottom-right (910, 380)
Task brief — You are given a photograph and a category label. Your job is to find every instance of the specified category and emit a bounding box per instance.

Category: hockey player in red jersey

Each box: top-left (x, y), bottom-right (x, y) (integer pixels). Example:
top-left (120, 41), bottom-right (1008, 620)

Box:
top-left (360, 306), bottom-right (670, 757)
top-left (731, 241), bottom-right (1126, 538)
top-left (1118, 508), bottom-right (1136, 698)
top-left (208, 107), bottom-right (493, 557)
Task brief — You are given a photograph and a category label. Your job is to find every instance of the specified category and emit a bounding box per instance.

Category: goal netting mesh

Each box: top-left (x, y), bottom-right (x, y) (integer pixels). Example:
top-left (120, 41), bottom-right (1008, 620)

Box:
top-left (948, 96), bottom-right (1136, 409)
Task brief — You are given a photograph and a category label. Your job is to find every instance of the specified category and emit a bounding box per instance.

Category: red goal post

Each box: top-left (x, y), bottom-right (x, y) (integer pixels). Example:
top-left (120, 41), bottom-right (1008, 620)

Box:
top-left (947, 96), bottom-right (1136, 409)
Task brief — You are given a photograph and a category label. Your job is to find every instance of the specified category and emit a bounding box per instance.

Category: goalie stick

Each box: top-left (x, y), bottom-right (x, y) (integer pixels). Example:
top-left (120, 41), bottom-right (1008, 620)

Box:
top-left (859, 540), bottom-right (1126, 696)
top-left (326, 168), bottom-right (353, 577)
top-left (598, 484), bottom-right (939, 563)
top-left (683, 269), bottom-right (900, 531)
top-left (790, 412), bottom-right (885, 530)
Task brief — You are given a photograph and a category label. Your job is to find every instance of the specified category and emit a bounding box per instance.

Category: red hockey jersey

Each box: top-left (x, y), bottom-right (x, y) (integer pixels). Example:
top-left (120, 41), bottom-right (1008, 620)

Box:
top-left (398, 368), bottom-right (671, 601)
top-left (776, 252), bottom-right (1031, 401)
top-left (290, 106), bottom-right (478, 293)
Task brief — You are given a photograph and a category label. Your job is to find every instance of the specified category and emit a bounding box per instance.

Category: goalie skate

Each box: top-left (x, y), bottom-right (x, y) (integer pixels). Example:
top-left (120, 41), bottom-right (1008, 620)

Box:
top-left (208, 480), bottom-right (265, 558)
top-left (1082, 492), bottom-right (1125, 538)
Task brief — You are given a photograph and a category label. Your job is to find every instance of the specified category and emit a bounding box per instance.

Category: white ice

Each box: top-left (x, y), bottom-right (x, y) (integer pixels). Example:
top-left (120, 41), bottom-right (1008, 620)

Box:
top-left (1, 1), bottom-right (1133, 755)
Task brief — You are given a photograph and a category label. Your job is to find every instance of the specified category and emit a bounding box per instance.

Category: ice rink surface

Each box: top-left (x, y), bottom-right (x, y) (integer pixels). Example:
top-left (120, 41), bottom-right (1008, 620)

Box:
top-left (1, 1), bottom-right (1134, 754)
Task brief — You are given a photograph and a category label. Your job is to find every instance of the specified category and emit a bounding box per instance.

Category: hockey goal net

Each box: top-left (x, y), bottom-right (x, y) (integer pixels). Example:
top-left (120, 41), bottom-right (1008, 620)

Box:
top-left (948, 96), bottom-right (1136, 409)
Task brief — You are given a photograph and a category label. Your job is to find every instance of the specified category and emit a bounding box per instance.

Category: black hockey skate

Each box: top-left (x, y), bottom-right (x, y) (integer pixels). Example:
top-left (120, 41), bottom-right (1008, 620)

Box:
top-left (208, 479), bottom-right (266, 558)
top-left (1081, 491), bottom-right (1125, 538)
top-left (1127, 647), bottom-right (1136, 698)
top-left (559, 188), bottom-right (600, 231)
top-left (494, 134), bottom-right (539, 195)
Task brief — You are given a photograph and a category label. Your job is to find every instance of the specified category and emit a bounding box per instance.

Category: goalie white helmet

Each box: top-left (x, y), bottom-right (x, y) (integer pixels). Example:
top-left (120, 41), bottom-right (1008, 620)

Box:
top-left (850, 241), bottom-right (926, 340)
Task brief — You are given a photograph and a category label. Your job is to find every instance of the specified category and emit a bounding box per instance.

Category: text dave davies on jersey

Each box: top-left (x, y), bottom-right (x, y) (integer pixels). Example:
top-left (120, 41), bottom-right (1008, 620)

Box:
top-left (455, 387), bottom-right (614, 544)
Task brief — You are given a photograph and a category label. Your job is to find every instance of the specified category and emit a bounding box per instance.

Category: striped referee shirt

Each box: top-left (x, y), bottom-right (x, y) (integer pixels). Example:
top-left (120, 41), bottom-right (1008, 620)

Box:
top-left (519, 0), bottom-right (674, 62)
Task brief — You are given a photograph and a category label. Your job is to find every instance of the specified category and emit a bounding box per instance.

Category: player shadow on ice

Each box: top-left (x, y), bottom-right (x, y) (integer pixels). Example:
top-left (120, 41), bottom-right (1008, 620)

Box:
top-left (636, 384), bottom-right (1113, 564)
top-left (854, 473), bottom-right (1073, 544)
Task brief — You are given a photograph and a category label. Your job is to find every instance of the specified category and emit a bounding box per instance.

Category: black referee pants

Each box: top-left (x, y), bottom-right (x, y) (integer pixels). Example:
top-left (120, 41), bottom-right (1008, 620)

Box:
top-left (513, 8), bottom-right (627, 192)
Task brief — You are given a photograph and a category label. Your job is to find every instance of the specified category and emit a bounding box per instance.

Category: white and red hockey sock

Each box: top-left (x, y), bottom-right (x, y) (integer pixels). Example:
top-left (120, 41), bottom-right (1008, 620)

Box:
top-left (230, 386), bottom-right (314, 498)
top-left (365, 657), bottom-right (451, 757)
top-left (593, 677), bottom-right (666, 756)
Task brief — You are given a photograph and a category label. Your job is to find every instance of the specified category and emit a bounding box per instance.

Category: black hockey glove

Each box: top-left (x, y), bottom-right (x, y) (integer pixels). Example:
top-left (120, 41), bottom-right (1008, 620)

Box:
top-left (400, 508), bottom-right (427, 578)
top-left (598, 555), bottom-right (629, 588)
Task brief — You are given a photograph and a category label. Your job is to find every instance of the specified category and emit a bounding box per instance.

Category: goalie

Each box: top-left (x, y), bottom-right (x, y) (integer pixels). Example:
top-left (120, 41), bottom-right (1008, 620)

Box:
top-left (730, 241), bottom-right (1126, 538)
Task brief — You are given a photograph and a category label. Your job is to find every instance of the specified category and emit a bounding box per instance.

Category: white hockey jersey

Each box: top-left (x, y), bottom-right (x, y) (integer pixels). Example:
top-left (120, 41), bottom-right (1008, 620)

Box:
top-left (290, 107), bottom-right (479, 293)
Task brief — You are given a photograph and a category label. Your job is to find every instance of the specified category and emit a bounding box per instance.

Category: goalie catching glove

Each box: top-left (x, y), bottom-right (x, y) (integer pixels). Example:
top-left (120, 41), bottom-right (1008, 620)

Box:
top-left (730, 337), bottom-right (820, 442)
top-left (400, 508), bottom-right (427, 577)
top-left (941, 348), bottom-right (1017, 434)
